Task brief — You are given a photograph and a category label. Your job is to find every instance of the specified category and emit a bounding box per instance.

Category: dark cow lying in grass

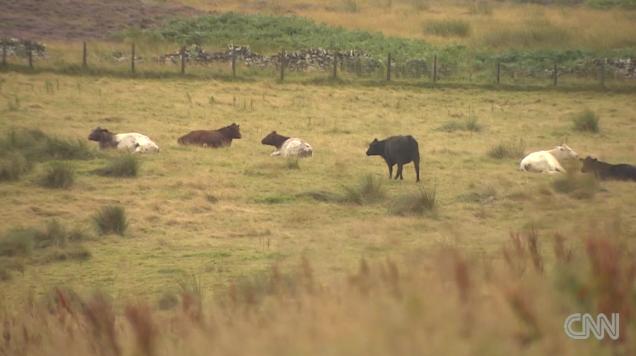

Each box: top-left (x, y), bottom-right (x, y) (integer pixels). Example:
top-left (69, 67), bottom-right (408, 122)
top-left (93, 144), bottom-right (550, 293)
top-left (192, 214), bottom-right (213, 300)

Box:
top-left (366, 135), bottom-right (420, 182)
top-left (177, 123), bottom-right (242, 148)
top-left (261, 131), bottom-right (313, 158)
top-left (580, 156), bottom-right (636, 181)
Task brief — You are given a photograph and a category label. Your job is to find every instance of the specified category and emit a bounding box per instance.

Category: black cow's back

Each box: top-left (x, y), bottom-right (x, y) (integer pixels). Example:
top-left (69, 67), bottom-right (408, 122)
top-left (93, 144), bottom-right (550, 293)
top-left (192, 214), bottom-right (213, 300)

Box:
top-left (384, 135), bottom-right (419, 164)
top-left (609, 164), bottom-right (636, 181)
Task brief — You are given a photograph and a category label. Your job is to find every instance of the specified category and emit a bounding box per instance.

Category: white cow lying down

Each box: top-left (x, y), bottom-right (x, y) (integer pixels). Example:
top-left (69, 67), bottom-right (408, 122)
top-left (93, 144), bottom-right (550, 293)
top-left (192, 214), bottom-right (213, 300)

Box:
top-left (261, 131), bottom-right (313, 158)
top-left (519, 144), bottom-right (578, 174)
top-left (88, 127), bottom-right (160, 153)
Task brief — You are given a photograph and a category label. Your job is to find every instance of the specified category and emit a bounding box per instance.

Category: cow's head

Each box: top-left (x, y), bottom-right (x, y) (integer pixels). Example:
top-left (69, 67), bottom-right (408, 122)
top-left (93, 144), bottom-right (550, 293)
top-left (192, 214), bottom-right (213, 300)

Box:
top-left (261, 131), bottom-right (278, 146)
top-left (366, 138), bottom-right (383, 156)
top-left (553, 144), bottom-right (578, 160)
top-left (88, 127), bottom-right (112, 142)
top-left (580, 156), bottom-right (598, 173)
top-left (225, 123), bottom-right (242, 139)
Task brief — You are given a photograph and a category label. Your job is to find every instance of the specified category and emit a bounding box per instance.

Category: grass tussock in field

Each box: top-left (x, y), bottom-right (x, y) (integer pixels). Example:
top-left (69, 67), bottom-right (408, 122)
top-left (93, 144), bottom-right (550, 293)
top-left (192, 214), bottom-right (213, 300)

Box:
top-left (437, 116), bottom-right (482, 132)
top-left (37, 162), bottom-right (75, 189)
top-left (342, 174), bottom-right (385, 204)
top-left (488, 139), bottom-right (526, 159)
top-left (552, 170), bottom-right (599, 199)
top-left (0, 220), bottom-right (90, 280)
top-left (572, 109), bottom-right (600, 133)
top-left (0, 152), bottom-right (30, 181)
top-left (95, 155), bottom-right (139, 177)
top-left (93, 205), bottom-right (128, 236)
top-left (423, 19), bottom-right (471, 37)
top-left (0, 129), bottom-right (94, 162)
top-left (388, 187), bottom-right (437, 216)
top-left (1, 224), bottom-right (633, 355)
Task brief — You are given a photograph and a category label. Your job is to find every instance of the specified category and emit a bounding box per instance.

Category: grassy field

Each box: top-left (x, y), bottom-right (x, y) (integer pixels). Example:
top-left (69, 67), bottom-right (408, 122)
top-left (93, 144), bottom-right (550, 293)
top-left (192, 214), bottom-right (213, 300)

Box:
top-left (1, 70), bottom-right (636, 301)
top-left (1, 1), bottom-right (636, 354)
top-left (170, 0), bottom-right (636, 50)
top-left (1, 70), bottom-right (636, 354)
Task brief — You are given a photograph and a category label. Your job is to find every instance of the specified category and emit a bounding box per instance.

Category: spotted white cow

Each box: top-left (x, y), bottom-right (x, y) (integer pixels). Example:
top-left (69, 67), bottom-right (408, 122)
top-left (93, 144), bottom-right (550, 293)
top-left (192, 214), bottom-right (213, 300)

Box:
top-left (88, 127), bottom-right (160, 153)
top-left (261, 131), bottom-right (313, 158)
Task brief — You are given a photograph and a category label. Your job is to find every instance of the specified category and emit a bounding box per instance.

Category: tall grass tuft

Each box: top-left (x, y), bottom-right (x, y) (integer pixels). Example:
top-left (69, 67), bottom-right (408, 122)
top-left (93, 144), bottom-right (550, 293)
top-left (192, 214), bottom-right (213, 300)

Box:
top-left (437, 117), bottom-right (482, 133)
top-left (488, 139), bottom-right (526, 160)
top-left (285, 158), bottom-right (300, 170)
top-left (96, 155), bottom-right (139, 177)
top-left (552, 171), bottom-right (599, 199)
top-left (94, 206), bottom-right (128, 236)
top-left (389, 188), bottom-right (437, 216)
top-left (0, 129), bottom-right (94, 162)
top-left (0, 152), bottom-right (30, 181)
top-left (37, 162), bottom-right (75, 189)
top-left (424, 19), bottom-right (471, 37)
top-left (481, 20), bottom-right (570, 48)
top-left (0, 228), bottom-right (37, 257)
top-left (572, 110), bottom-right (600, 133)
top-left (342, 175), bottom-right (385, 204)
top-left (342, 0), bottom-right (359, 12)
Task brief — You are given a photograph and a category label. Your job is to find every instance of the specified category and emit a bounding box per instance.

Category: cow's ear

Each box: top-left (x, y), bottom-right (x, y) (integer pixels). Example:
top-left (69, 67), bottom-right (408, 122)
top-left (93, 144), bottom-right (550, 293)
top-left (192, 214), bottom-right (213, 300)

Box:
top-left (273, 130), bottom-right (277, 134)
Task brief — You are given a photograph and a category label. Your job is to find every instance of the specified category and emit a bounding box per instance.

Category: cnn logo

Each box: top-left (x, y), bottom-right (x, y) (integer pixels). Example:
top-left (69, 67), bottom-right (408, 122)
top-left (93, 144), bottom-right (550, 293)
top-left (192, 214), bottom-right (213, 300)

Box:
top-left (564, 313), bottom-right (620, 340)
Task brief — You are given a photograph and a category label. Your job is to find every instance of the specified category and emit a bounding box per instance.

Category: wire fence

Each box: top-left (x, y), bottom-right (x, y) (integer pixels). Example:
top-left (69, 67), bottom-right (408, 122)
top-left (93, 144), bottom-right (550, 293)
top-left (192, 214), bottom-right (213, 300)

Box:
top-left (1, 39), bottom-right (635, 89)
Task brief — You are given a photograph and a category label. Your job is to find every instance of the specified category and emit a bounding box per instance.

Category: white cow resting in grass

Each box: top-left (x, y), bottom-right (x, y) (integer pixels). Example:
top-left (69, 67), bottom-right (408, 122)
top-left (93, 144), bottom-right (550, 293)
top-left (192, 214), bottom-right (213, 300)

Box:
top-left (88, 127), bottom-right (160, 153)
top-left (519, 144), bottom-right (578, 174)
top-left (261, 131), bottom-right (313, 158)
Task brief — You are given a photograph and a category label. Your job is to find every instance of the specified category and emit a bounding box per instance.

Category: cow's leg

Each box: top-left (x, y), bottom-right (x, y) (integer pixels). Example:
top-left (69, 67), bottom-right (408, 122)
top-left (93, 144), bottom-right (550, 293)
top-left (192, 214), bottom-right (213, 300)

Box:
top-left (414, 160), bottom-right (420, 182)
top-left (396, 164), bottom-right (403, 180)
top-left (387, 163), bottom-right (394, 179)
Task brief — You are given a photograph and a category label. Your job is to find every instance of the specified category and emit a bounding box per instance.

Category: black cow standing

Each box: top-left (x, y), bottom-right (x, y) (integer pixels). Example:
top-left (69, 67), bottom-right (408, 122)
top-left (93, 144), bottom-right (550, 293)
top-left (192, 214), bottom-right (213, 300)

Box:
top-left (580, 156), bottom-right (636, 181)
top-left (366, 135), bottom-right (420, 182)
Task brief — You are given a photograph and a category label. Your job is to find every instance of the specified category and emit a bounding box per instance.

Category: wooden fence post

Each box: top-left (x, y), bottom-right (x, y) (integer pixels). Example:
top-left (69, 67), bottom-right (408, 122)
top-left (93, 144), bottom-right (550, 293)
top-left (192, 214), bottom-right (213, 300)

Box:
top-left (82, 41), bottom-right (87, 69)
top-left (131, 43), bottom-right (136, 74)
top-left (27, 41), bottom-right (33, 69)
top-left (332, 51), bottom-right (337, 79)
top-left (180, 46), bottom-right (186, 75)
top-left (553, 62), bottom-right (558, 86)
top-left (386, 53), bottom-right (391, 81)
top-left (231, 51), bottom-right (236, 78)
top-left (279, 50), bottom-right (285, 81)
top-left (432, 55), bottom-right (437, 84)
top-left (496, 61), bottom-right (501, 84)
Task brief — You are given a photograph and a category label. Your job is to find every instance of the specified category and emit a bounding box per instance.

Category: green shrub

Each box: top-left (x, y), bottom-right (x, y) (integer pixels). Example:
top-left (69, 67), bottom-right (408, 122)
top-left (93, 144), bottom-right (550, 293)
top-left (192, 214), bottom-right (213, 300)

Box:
top-left (389, 188), bottom-right (437, 216)
top-left (488, 139), bottom-right (526, 160)
top-left (94, 205), bottom-right (128, 236)
top-left (0, 152), bottom-right (30, 181)
top-left (342, 175), bottom-right (385, 204)
top-left (572, 110), bottom-right (600, 133)
top-left (37, 162), bottom-right (75, 189)
top-left (96, 155), bottom-right (139, 177)
top-left (424, 20), bottom-right (471, 37)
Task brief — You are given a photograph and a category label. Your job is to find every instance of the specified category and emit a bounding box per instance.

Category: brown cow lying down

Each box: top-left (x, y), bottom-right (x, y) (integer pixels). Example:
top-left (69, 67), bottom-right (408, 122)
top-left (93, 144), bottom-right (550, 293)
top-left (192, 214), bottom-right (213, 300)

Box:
top-left (177, 123), bottom-right (242, 148)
